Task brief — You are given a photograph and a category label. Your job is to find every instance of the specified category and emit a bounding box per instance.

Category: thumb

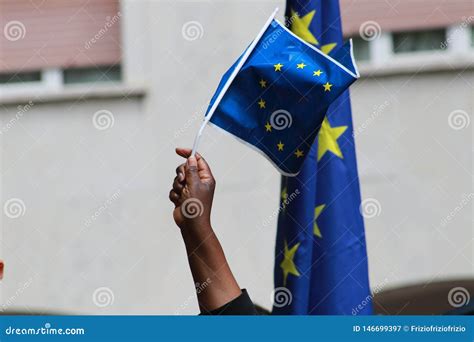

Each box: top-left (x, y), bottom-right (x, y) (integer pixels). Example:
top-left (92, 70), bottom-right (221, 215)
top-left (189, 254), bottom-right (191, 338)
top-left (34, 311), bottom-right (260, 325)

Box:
top-left (185, 156), bottom-right (200, 186)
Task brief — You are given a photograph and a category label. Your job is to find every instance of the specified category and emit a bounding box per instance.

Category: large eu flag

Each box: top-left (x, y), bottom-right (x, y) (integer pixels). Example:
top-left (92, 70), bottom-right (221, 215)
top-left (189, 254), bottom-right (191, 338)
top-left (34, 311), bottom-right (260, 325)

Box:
top-left (273, 1), bottom-right (372, 314)
top-left (202, 10), bottom-right (359, 176)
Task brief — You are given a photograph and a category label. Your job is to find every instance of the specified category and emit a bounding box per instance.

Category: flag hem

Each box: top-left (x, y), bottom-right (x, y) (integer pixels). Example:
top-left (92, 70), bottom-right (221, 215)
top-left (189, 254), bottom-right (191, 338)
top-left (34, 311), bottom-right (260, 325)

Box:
top-left (208, 122), bottom-right (300, 177)
top-left (276, 20), bottom-right (360, 79)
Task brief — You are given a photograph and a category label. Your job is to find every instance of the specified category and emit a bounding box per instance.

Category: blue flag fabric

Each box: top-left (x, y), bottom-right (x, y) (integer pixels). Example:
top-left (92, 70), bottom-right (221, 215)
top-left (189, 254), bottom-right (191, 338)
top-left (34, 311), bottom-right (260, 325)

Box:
top-left (205, 17), bottom-right (359, 176)
top-left (273, 1), bottom-right (372, 314)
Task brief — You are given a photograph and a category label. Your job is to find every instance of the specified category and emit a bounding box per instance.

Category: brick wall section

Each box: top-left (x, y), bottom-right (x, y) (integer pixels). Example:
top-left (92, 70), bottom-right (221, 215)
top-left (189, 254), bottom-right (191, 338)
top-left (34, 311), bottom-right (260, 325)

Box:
top-left (0, 0), bottom-right (121, 72)
top-left (341, 0), bottom-right (473, 36)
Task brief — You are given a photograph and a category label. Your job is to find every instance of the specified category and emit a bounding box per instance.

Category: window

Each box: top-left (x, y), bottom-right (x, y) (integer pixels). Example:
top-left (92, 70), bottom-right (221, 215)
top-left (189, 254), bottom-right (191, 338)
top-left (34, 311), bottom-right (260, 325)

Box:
top-left (471, 26), bottom-right (474, 47)
top-left (351, 37), bottom-right (370, 61)
top-left (0, 71), bottom-right (41, 84)
top-left (63, 65), bottom-right (121, 85)
top-left (392, 29), bottom-right (446, 53)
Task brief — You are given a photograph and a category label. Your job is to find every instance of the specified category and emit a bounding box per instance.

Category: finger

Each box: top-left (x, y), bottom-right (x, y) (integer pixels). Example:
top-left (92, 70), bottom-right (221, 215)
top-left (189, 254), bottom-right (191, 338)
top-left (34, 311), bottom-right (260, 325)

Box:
top-left (169, 189), bottom-right (180, 204)
top-left (175, 164), bottom-right (185, 182)
top-left (173, 176), bottom-right (184, 192)
top-left (185, 155), bottom-right (200, 186)
top-left (176, 148), bottom-right (212, 182)
top-left (196, 154), bottom-right (214, 181)
top-left (176, 147), bottom-right (192, 159)
top-left (176, 148), bottom-right (204, 163)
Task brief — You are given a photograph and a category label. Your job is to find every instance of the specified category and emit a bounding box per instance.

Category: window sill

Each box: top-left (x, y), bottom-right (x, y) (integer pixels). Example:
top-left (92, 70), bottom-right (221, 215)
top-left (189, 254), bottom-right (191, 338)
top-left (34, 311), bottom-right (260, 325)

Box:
top-left (0, 83), bottom-right (147, 106)
top-left (358, 52), bottom-right (474, 77)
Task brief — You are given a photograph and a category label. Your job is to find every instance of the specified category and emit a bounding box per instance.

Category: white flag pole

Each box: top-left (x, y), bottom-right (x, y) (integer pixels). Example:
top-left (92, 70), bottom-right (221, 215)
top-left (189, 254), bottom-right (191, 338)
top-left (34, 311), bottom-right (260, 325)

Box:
top-left (191, 7), bottom-right (279, 156)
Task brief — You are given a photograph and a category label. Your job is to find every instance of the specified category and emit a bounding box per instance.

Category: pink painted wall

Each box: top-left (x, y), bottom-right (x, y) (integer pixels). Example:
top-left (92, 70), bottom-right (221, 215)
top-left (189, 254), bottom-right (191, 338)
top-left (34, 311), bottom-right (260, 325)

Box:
top-left (0, 0), bottom-right (121, 72)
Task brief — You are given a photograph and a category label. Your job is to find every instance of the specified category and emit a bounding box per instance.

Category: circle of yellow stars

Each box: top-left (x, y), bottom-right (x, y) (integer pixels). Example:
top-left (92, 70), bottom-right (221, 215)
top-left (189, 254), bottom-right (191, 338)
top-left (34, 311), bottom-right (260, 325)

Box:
top-left (261, 60), bottom-right (334, 157)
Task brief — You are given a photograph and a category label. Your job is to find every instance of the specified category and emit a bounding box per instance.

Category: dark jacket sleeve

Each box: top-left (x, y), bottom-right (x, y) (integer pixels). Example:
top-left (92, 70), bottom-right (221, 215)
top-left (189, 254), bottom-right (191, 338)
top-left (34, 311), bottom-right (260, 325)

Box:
top-left (200, 289), bottom-right (257, 315)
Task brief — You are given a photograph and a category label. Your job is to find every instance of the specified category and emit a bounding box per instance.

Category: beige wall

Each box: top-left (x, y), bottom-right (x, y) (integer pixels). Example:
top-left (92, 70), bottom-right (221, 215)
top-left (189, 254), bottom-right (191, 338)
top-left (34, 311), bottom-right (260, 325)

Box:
top-left (0, 0), bottom-right (472, 314)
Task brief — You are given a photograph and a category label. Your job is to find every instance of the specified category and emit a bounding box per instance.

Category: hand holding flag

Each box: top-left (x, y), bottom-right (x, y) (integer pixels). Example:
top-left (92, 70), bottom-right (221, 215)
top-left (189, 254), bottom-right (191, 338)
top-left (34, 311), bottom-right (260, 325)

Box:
top-left (192, 8), bottom-right (359, 176)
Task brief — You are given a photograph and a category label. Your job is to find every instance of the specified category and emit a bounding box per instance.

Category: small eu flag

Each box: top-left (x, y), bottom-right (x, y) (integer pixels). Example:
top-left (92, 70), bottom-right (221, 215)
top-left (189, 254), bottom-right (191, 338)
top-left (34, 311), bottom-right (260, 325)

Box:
top-left (198, 9), bottom-right (359, 176)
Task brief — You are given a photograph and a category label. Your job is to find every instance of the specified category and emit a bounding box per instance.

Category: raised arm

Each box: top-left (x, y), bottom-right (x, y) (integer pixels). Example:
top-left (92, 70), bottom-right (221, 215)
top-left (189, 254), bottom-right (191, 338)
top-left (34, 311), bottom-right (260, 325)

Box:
top-left (169, 148), bottom-right (255, 314)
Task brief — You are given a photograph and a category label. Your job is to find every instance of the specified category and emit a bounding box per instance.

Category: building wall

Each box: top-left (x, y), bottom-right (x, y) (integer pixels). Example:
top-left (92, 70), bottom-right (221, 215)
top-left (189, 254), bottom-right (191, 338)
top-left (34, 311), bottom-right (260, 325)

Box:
top-left (0, 0), bottom-right (472, 314)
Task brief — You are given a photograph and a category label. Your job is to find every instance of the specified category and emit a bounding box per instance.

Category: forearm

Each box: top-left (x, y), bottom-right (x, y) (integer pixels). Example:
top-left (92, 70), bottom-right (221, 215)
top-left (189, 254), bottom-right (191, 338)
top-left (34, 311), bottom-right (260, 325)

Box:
top-left (181, 224), bottom-right (241, 312)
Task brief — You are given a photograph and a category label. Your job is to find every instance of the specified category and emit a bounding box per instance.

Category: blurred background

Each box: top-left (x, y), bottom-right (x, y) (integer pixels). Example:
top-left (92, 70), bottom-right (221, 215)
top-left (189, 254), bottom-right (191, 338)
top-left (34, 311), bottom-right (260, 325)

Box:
top-left (0, 0), bottom-right (472, 314)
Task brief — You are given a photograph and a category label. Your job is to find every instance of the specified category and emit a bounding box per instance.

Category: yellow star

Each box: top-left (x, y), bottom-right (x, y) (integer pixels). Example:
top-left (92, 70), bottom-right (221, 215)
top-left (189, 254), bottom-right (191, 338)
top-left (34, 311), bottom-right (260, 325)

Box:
top-left (313, 69), bottom-right (323, 76)
top-left (317, 117), bottom-right (347, 161)
top-left (259, 79), bottom-right (267, 88)
top-left (281, 186), bottom-right (287, 202)
top-left (294, 149), bottom-right (304, 158)
top-left (274, 63), bottom-right (283, 71)
top-left (289, 9), bottom-right (337, 55)
top-left (321, 43), bottom-right (337, 55)
top-left (314, 204), bottom-right (325, 238)
top-left (296, 62), bottom-right (307, 69)
top-left (290, 9), bottom-right (318, 45)
top-left (258, 98), bottom-right (266, 109)
top-left (265, 122), bottom-right (272, 132)
top-left (323, 82), bottom-right (333, 92)
top-left (281, 186), bottom-right (288, 210)
top-left (277, 141), bottom-right (284, 151)
top-left (280, 240), bottom-right (301, 286)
